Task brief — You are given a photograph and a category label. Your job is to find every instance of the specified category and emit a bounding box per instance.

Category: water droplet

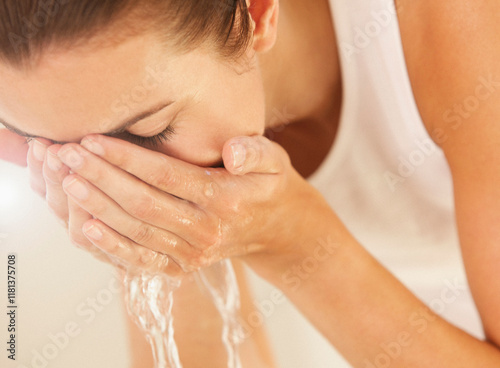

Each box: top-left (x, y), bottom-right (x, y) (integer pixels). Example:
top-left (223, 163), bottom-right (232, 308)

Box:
top-left (204, 182), bottom-right (215, 197)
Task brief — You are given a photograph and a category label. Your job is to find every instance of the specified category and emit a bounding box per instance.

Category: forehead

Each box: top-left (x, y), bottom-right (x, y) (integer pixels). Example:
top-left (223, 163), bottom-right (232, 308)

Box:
top-left (0, 32), bottom-right (171, 142)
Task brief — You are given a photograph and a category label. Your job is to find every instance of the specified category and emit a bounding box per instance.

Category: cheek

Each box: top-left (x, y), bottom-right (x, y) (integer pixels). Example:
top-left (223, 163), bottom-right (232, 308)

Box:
top-left (161, 135), bottom-right (223, 167)
top-left (157, 117), bottom-right (265, 167)
top-left (153, 74), bottom-right (267, 167)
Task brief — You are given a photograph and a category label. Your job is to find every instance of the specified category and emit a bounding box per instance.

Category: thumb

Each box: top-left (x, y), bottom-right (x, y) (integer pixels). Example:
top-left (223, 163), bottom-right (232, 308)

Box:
top-left (222, 136), bottom-right (291, 175)
top-left (0, 129), bottom-right (29, 167)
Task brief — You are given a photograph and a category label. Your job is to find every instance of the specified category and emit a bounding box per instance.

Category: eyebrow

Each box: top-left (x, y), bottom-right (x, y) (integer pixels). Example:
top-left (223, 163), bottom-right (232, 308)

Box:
top-left (0, 100), bottom-right (175, 145)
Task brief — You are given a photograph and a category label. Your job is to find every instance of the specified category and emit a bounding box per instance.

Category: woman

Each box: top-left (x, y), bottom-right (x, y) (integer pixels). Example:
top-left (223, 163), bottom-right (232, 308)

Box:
top-left (1, 0), bottom-right (500, 367)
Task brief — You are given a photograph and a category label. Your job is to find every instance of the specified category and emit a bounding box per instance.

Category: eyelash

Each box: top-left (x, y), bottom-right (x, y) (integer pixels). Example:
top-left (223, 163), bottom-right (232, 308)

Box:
top-left (24, 125), bottom-right (176, 147)
top-left (112, 125), bottom-right (176, 148)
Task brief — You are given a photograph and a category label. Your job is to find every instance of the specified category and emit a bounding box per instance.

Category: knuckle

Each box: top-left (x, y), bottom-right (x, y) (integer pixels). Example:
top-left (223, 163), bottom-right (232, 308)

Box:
top-left (125, 247), bottom-right (142, 264)
top-left (250, 136), bottom-right (268, 155)
top-left (130, 223), bottom-right (156, 244)
top-left (195, 226), bottom-right (221, 250)
top-left (87, 201), bottom-right (107, 218)
top-left (245, 144), bottom-right (260, 166)
top-left (188, 255), bottom-right (205, 271)
top-left (142, 251), bottom-right (183, 278)
top-left (42, 166), bottom-right (63, 185)
top-left (107, 144), bottom-right (128, 168)
top-left (139, 250), bottom-right (156, 268)
top-left (146, 165), bottom-right (178, 189)
top-left (174, 251), bottom-right (203, 273)
top-left (178, 215), bottom-right (214, 246)
top-left (158, 259), bottom-right (184, 278)
top-left (86, 167), bottom-right (105, 185)
top-left (128, 194), bottom-right (159, 220)
top-left (248, 137), bottom-right (289, 172)
top-left (204, 231), bottom-right (221, 248)
top-left (247, 142), bottom-right (268, 171)
top-left (43, 175), bottom-right (61, 186)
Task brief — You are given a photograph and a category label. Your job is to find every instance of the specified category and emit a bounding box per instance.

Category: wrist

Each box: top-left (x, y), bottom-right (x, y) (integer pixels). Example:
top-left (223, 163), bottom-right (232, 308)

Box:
top-left (243, 183), bottom-right (349, 289)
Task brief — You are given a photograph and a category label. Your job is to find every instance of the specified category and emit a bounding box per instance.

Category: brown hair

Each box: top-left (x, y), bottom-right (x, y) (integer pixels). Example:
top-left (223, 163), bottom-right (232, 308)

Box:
top-left (0, 0), bottom-right (253, 68)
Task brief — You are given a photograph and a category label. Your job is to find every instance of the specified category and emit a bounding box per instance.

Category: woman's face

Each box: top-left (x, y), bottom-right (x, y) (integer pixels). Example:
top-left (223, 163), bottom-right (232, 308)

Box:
top-left (0, 31), bottom-right (267, 167)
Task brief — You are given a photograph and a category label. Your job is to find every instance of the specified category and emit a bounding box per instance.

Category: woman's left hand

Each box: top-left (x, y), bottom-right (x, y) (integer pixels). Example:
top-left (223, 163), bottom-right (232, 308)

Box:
top-left (0, 129), bottom-right (29, 166)
top-left (56, 134), bottom-right (319, 277)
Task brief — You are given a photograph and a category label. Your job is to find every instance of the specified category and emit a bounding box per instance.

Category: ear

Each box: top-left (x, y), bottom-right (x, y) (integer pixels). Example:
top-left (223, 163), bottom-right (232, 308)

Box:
top-left (247, 0), bottom-right (279, 53)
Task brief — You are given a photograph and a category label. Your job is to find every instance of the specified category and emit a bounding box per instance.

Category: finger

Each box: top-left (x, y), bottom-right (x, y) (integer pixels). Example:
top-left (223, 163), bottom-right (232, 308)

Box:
top-left (27, 139), bottom-right (53, 197)
top-left (67, 199), bottom-right (122, 266)
top-left (57, 144), bottom-right (217, 244)
top-left (78, 134), bottom-right (217, 204)
top-left (43, 145), bottom-right (71, 221)
top-left (0, 129), bottom-right (29, 167)
top-left (61, 173), bottom-right (204, 264)
top-left (67, 198), bottom-right (111, 263)
top-left (222, 136), bottom-right (291, 175)
top-left (82, 219), bottom-right (187, 276)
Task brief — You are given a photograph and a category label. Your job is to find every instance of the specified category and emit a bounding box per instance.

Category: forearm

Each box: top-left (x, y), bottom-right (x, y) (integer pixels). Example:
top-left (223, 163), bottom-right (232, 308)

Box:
top-left (255, 210), bottom-right (500, 367)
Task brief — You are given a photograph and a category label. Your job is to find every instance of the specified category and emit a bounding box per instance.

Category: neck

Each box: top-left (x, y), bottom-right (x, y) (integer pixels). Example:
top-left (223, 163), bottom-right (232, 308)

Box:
top-left (259, 0), bottom-right (341, 128)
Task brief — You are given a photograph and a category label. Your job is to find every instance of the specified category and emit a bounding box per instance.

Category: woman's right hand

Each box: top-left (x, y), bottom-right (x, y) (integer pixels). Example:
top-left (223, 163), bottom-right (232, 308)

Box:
top-left (0, 130), bottom-right (86, 251)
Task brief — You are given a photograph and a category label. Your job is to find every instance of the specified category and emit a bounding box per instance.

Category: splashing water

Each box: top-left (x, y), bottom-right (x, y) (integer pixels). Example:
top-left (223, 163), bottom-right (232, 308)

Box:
top-left (124, 272), bottom-right (182, 368)
top-left (124, 259), bottom-right (243, 368)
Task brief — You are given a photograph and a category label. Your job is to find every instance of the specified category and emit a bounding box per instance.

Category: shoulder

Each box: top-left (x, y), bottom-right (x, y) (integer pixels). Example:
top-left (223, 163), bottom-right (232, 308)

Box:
top-left (398, 0), bottom-right (500, 146)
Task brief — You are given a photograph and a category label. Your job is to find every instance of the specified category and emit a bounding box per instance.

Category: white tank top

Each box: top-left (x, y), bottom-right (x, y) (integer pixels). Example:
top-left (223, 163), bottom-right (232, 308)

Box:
top-left (247, 1), bottom-right (485, 367)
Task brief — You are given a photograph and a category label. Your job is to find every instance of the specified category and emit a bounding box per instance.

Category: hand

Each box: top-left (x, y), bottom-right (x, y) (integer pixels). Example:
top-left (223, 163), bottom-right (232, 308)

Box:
top-left (0, 129), bottom-right (29, 167)
top-left (11, 136), bottom-right (115, 264)
top-left (55, 134), bottom-right (324, 277)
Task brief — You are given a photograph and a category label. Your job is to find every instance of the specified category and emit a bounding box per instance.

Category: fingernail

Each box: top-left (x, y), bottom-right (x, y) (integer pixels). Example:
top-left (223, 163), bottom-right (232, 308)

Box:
top-left (47, 151), bottom-right (63, 171)
top-left (83, 224), bottom-right (103, 241)
top-left (64, 178), bottom-right (89, 200)
top-left (81, 137), bottom-right (105, 156)
top-left (231, 144), bottom-right (246, 171)
top-left (58, 147), bottom-right (84, 169)
top-left (33, 140), bottom-right (47, 161)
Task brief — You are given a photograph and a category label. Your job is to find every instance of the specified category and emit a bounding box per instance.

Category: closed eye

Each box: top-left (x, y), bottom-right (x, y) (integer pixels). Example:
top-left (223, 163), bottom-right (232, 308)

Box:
top-left (112, 125), bottom-right (175, 148)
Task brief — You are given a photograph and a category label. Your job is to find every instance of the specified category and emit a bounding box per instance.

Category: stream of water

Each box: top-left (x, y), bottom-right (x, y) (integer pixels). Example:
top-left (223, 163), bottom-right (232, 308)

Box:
top-left (124, 259), bottom-right (243, 368)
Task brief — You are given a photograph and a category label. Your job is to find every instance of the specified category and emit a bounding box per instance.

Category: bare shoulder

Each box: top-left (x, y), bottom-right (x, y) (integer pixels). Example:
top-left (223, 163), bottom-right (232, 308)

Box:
top-left (398, 0), bottom-right (500, 145)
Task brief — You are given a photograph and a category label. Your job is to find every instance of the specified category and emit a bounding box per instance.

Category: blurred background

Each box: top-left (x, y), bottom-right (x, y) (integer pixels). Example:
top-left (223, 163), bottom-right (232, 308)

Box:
top-left (1, 160), bottom-right (130, 368)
